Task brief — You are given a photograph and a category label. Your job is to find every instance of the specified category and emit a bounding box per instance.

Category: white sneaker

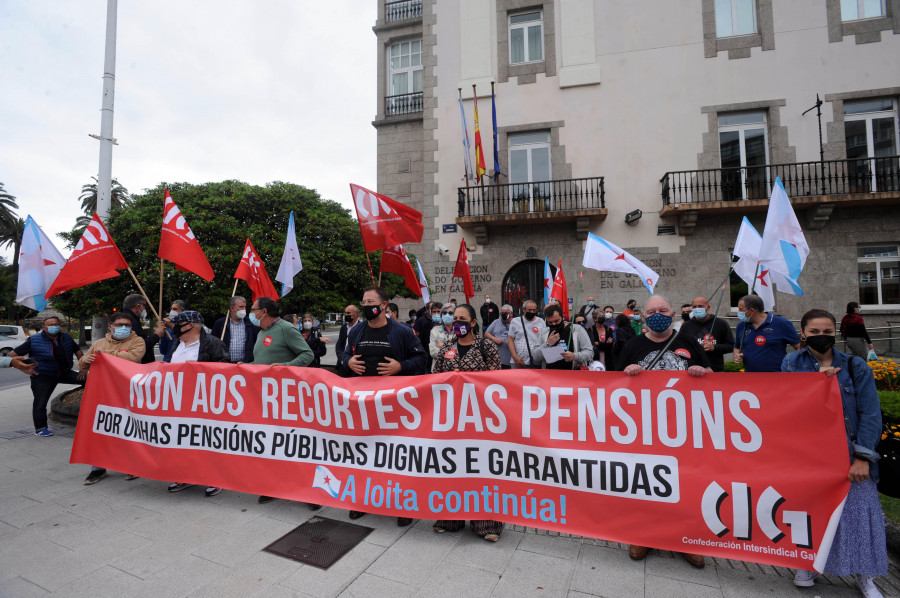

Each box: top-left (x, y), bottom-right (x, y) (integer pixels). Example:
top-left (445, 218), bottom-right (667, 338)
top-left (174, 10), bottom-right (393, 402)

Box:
top-left (854, 575), bottom-right (884, 598)
top-left (793, 570), bottom-right (818, 587)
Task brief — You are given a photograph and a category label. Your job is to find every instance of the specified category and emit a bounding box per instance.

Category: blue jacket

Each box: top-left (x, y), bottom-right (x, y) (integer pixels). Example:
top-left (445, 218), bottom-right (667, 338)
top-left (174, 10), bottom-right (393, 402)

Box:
top-left (782, 348), bottom-right (881, 469)
top-left (337, 318), bottom-right (427, 376)
top-left (211, 316), bottom-right (259, 363)
top-left (14, 331), bottom-right (79, 377)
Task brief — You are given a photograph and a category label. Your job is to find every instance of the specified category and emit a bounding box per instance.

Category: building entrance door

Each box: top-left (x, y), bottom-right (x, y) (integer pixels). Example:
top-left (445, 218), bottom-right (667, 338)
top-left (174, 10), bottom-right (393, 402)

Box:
top-left (502, 259), bottom-right (555, 314)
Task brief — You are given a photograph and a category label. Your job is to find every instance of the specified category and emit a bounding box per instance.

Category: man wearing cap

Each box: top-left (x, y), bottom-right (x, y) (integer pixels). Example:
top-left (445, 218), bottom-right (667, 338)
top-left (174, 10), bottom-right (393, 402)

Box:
top-left (162, 311), bottom-right (230, 497)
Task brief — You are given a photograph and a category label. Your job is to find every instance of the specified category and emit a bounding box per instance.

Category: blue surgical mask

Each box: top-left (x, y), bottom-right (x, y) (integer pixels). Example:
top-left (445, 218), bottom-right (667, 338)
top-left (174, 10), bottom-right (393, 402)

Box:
top-left (737, 311), bottom-right (749, 323)
top-left (432, 314), bottom-right (441, 324)
top-left (47, 325), bottom-right (61, 335)
top-left (113, 326), bottom-right (131, 340)
top-left (588, 301), bottom-right (595, 307)
top-left (631, 314), bottom-right (641, 321)
top-left (645, 313), bottom-right (673, 333)
top-left (692, 308), bottom-right (707, 319)
top-left (249, 312), bottom-right (262, 327)
top-left (442, 313), bottom-right (454, 326)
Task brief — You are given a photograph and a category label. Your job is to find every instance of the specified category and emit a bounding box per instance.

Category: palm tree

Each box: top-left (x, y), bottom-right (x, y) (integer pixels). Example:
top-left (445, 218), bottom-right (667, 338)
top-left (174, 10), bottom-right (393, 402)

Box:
top-left (76, 176), bottom-right (131, 226)
top-left (0, 183), bottom-right (20, 239)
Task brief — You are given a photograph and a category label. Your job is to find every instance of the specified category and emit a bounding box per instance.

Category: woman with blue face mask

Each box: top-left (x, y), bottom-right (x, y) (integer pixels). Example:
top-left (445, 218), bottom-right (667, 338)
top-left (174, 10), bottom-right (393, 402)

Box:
top-left (428, 305), bottom-right (457, 370)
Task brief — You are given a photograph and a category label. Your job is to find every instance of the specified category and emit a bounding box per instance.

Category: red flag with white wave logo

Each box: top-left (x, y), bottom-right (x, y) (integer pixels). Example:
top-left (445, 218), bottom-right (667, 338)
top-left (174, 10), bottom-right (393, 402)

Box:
top-left (349, 184), bottom-right (423, 253)
top-left (233, 239), bottom-right (279, 300)
top-left (158, 190), bottom-right (214, 281)
top-left (44, 213), bottom-right (128, 298)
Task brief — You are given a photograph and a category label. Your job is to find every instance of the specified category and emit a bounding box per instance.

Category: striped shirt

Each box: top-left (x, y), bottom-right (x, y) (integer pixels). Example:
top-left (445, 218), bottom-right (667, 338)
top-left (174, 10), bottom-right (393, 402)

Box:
top-left (228, 320), bottom-right (246, 362)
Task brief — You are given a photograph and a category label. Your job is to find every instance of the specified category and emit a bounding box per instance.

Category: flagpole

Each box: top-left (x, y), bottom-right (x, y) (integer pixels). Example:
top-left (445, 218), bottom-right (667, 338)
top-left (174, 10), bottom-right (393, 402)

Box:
top-left (125, 266), bottom-right (161, 321)
top-left (219, 279), bottom-right (239, 340)
top-left (377, 251), bottom-right (384, 287)
top-left (737, 260), bottom-right (762, 356)
top-left (365, 252), bottom-right (377, 286)
top-left (459, 88), bottom-right (470, 190)
top-left (567, 269), bottom-right (584, 349)
top-left (158, 258), bottom-right (164, 318)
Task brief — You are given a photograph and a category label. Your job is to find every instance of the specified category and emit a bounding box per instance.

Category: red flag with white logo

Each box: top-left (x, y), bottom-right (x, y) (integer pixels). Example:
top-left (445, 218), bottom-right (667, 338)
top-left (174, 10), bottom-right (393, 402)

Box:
top-left (550, 259), bottom-right (569, 319)
top-left (233, 239), bottom-right (279, 300)
top-left (349, 184), bottom-right (424, 253)
top-left (45, 213), bottom-right (128, 298)
top-left (158, 190), bottom-right (215, 281)
top-left (451, 239), bottom-right (475, 303)
top-left (381, 245), bottom-right (421, 296)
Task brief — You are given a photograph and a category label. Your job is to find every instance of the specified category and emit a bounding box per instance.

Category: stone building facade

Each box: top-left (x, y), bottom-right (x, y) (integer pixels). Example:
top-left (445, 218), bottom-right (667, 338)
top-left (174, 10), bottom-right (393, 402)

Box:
top-left (373, 0), bottom-right (900, 336)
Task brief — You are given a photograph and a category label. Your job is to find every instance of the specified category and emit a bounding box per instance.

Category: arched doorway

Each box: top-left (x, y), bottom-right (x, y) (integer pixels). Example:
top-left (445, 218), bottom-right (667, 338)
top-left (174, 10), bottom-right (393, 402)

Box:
top-left (502, 259), bottom-right (556, 314)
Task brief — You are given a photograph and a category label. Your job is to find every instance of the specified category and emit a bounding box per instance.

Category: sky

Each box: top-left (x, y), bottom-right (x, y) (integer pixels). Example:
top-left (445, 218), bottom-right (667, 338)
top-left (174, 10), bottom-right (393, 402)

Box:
top-left (0, 0), bottom-right (377, 260)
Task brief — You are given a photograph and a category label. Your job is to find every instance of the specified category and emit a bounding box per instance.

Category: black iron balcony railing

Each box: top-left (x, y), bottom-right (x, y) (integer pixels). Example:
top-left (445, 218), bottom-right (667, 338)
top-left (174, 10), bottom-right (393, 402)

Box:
top-left (385, 91), bottom-right (423, 116)
top-left (385, 0), bottom-right (423, 22)
top-left (458, 176), bottom-right (605, 217)
top-left (660, 155), bottom-right (900, 206)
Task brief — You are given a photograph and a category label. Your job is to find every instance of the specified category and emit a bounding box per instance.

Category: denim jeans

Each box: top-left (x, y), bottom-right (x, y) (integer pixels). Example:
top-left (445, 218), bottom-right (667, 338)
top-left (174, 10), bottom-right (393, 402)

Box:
top-left (30, 370), bottom-right (82, 430)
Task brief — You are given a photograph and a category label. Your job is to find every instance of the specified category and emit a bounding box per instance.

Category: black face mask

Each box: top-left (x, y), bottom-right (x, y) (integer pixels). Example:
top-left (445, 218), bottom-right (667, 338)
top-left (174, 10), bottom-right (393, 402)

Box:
top-left (362, 304), bottom-right (382, 321)
top-left (549, 322), bottom-right (567, 335)
top-left (523, 311), bottom-right (537, 321)
top-left (805, 334), bottom-right (836, 354)
top-left (681, 312), bottom-right (691, 321)
top-left (173, 322), bottom-right (192, 338)
top-left (344, 314), bottom-right (353, 323)
top-left (501, 312), bottom-right (511, 321)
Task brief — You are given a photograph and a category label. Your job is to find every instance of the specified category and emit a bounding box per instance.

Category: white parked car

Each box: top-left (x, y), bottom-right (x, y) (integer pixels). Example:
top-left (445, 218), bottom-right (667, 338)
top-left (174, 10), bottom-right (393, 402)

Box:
top-left (0, 336), bottom-right (22, 357)
top-left (0, 325), bottom-right (28, 341)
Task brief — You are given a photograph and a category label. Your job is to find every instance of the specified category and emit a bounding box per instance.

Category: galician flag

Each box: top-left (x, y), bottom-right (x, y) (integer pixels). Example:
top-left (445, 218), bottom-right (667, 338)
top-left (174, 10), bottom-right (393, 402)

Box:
top-left (416, 258), bottom-right (431, 305)
top-left (459, 96), bottom-right (475, 183)
top-left (582, 233), bottom-right (660, 294)
top-left (731, 215), bottom-right (801, 311)
top-left (16, 216), bottom-right (65, 312)
top-left (312, 465), bottom-right (341, 499)
top-left (275, 211), bottom-right (303, 296)
top-left (758, 177), bottom-right (809, 292)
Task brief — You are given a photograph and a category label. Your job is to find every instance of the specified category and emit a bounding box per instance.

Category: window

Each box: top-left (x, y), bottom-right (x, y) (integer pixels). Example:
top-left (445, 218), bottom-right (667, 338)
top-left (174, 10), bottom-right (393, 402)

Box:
top-left (509, 11), bottom-right (543, 64)
top-left (389, 40), bottom-right (423, 96)
top-left (840, 0), bottom-right (885, 21)
top-left (508, 131), bottom-right (551, 211)
top-left (858, 245), bottom-right (900, 306)
top-left (715, 0), bottom-right (757, 37)
top-left (844, 98), bottom-right (899, 193)
top-left (718, 112), bottom-right (769, 200)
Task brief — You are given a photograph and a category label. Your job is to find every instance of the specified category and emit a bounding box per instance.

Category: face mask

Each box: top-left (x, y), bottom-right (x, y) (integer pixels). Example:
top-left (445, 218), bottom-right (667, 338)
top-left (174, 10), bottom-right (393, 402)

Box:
top-left (173, 322), bottom-right (192, 338)
top-left (249, 313), bottom-right (262, 327)
top-left (681, 312), bottom-right (691, 321)
top-left (627, 305), bottom-right (636, 311)
top-left (452, 321), bottom-right (471, 337)
top-left (362, 304), bottom-right (382, 321)
top-left (169, 310), bottom-right (179, 319)
top-left (485, 298), bottom-right (491, 304)
top-left (501, 312), bottom-right (511, 321)
top-left (113, 325), bottom-right (131, 340)
top-left (604, 312), bottom-right (614, 320)
top-left (47, 325), bottom-right (61, 335)
top-left (588, 301), bottom-right (595, 307)
top-left (524, 311), bottom-right (536, 321)
top-left (549, 322), bottom-right (566, 334)
top-left (805, 334), bottom-right (836, 354)
top-left (385, 313), bottom-right (392, 319)
top-left (235, 309), bottom-right (247, 320)
top-left (737, 311), bottom-right (749, 323)
top-left (692, 308), bottom-right (707, 320)
top-left (344, 314), bottom-right (353, 323)
top-left (575, 320), bottom-right (585, 327)
top-left (645, 313), bottom-right (673, 333)
top-left (432, 314), bottom-right (442, 323)
top-left (441, 313), bottom-right (454, 326)
top-left (139, 309), bottom-right (148, 320)
top-left (632, 314), bottom-right (641, 321)
top-left (303, 321), bottom-right (312, 330)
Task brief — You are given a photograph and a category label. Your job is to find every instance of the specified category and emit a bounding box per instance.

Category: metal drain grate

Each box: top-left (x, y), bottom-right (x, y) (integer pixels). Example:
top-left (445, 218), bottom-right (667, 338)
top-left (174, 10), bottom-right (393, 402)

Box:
top-left (263, 516), bottom-right (373, 569)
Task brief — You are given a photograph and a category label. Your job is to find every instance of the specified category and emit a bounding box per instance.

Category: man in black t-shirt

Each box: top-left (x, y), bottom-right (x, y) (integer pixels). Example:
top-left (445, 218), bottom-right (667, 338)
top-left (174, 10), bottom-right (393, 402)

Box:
top-left (619, 295), bottom-right (711, 569)
top-left (679, 296), bottom-right (735, 372)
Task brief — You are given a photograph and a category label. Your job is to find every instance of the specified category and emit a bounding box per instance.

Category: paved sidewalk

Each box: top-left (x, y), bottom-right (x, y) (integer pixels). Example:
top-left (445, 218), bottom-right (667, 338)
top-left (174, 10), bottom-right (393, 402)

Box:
top-left (1, 381), bottom-right (899, 598)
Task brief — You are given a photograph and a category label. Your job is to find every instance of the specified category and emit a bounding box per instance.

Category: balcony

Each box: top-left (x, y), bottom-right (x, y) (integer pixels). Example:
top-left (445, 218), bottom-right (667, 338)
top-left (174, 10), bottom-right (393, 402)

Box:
top-left (659, 156), bottom-right (900, 235)
top-left (384, 92), bottom-right (423, 117)
top-left (456, 176), bottom-right (607, 245)
top-left (385, 0), bottom-right (423, 23)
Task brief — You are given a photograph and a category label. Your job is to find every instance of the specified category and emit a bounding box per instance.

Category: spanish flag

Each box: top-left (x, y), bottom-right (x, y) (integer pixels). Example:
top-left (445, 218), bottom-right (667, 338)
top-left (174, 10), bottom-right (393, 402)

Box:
top-left (473, 92), bottom-right (486, 180)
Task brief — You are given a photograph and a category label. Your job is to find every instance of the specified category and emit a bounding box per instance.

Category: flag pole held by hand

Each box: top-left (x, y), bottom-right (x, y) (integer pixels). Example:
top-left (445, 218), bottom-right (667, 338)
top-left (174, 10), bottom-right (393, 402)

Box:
top-left (220, 279), bottom-right (239, 341)
top-left (125, 267), bottom-right (161, 321)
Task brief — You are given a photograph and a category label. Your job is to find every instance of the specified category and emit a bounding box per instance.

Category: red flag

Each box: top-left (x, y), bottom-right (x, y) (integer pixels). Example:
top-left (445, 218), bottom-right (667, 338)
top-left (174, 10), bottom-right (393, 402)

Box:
top-left (158, 190), bottom-right (214, 281)
top-left (473, 94), bottom-right (486, 179)
top-left (381, 245), bottom-right (421, 296)
top-left (551, 259), bottom-right (569, 319)
top-left (45, 213), bottom-right (128, 298)
top-left (349, 184), bottom-right (424, 253)
top-left (452, 239), bottom-right (475, 303)
top-left (233, 239), bottom-right (279, 300)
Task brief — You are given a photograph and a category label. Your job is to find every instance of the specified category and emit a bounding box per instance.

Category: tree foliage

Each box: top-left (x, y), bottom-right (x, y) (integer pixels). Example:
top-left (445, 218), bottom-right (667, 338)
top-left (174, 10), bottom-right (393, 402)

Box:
top-left (50, 180), bottom-right (418, 322)
top-left (76, 177), bottom-right (131, 228)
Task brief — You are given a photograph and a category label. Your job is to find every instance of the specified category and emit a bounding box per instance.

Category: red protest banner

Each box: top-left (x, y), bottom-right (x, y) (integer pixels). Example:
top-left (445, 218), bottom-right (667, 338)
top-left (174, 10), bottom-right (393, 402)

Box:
top-left (72, 355), bottom-right (850, 571)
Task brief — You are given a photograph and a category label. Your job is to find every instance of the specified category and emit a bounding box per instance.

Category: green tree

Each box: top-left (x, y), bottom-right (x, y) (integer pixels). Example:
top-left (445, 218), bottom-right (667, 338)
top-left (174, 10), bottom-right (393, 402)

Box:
top-left (76, 177), bottom-right (131, 228)
top-left (50, 181), bottom-right (417, 323)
